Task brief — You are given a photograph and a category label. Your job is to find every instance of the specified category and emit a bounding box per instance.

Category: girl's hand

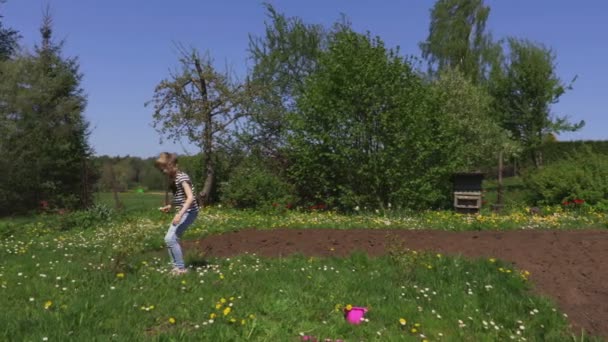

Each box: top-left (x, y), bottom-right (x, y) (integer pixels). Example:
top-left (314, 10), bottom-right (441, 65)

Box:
top-left (172, 214), bottom-right (182, 226)
top-left (159, 205), bottom-right (171, 213)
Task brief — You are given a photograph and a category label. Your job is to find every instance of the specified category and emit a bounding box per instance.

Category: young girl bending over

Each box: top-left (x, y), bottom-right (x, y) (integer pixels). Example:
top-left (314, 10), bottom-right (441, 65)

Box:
top-left (155, 152), bottom-right (199, 275)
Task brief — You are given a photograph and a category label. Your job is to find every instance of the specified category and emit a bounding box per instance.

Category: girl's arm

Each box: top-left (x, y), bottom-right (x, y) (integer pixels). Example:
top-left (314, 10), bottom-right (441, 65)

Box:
top-left (173, 181), bottom-right (195, 225)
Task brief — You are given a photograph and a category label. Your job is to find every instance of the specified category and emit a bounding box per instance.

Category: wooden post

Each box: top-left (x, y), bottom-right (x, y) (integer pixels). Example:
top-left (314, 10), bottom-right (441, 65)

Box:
top-left (496, 150), bottom-right (504, 211)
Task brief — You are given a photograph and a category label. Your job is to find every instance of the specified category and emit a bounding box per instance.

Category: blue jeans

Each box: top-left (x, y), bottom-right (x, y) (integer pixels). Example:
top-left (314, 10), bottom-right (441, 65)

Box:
top-left (164, 210), bottom-right (198, 269)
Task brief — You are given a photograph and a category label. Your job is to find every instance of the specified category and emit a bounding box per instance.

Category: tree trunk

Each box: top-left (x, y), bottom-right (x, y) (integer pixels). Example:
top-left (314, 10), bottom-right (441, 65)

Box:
top-left (194, 57), bottom-right (214, 207)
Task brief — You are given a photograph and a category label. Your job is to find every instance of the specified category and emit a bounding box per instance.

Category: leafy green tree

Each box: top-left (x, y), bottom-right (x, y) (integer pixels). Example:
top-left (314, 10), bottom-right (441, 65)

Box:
top-left (289, 31), bottom-right (454, 209)
top-left (420, 0), bottom-right (499, 83)
top-left (148, 48), bottom-right (259, 205)
top-left (490, 38), bottom-right (584, 168)
top-left (0, 13), bottom-right (93, 214)
top-left (245, 3), bottom-right (327, 157)
top-left (429, 68), bottom-right (517, 168)
top-left (0, 0), bottom-right (19, 60)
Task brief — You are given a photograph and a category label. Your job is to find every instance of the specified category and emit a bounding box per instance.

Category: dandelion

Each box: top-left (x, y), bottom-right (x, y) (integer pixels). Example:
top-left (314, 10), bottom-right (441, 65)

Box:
top-left (223, 307), bottom-right (231, 316)
top-left (345, 304), bottom-right (353, 311)
top-left (489, 258), bottom-right (496, 263)
top-left (411, 328), bottom-right (418, 333)
top-left (116, 273), bottom-right (124, 279)
top-left (44, 300), bottom-right (52, 309)
top-left (210, 313), bottom-right (217, 319)
top-left (168, 317), bottom-right (176, 324)
top-left (399, 318), bottom-right (407, 325)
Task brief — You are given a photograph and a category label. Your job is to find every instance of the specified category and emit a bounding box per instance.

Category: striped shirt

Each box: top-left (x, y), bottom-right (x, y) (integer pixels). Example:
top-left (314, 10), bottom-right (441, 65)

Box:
top-left (172, 171), bottom-right (199, 212)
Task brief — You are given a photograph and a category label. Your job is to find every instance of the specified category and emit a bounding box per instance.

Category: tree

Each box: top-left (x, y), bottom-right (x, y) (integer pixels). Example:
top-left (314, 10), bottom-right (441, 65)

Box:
top-left (245, 3), bottom-right (327, 157)
top-left (0, 12), bottom-right (93, 214)
top-left (429, 68), bottom-right (517, 168)
top-left (290, 29), bottom-right (505, 210)
top-left (148, 48), bottom-right (258, 206)
top-left (0, 0), bottom-right (19, 60)
top-left (491, 38), bottom-right (584, 168)
top-left (420, 0), bottom-right (498, 84)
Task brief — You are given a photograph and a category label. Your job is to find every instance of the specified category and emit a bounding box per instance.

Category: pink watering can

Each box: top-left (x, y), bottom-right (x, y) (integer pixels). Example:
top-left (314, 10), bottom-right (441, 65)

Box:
top-left (344, 306), bottom-right (368, 325)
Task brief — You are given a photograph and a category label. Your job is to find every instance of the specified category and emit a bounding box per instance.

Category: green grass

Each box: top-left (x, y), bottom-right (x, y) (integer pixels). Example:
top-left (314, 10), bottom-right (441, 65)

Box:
top-left (95, 191), bottom-right (167, 214)
top-left (0, 220), bottom-right (588, 341)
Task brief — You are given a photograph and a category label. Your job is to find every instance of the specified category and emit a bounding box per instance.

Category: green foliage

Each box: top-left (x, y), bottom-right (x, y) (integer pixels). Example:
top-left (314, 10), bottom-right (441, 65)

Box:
top-left (430, 69), bottom-right (518, 168)
top-left (221, 158), bottom-right (296, 209)
top-left (0, 15), bottom-right (94, 215)
top-left (289, 30), bottom-right (509, 210)
top-left (0, 2), bottom-right (19, 60)
top-left (524, 147), bottom-right (608, 205)
top-left (537, 140), bottom-right (608, 166)
top-left (419, 0), bottom-right (499, 83)
top-left (55, 204), bottom-right (115, 231)
top-left (245, 3), bottom-right (327, 154)
top-left (490, 38), bottom-right (584, 167)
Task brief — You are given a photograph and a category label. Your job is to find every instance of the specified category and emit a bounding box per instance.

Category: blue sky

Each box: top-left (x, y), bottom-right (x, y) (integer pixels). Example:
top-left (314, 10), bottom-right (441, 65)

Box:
top-left (3, 0), bottom-right (606, 157)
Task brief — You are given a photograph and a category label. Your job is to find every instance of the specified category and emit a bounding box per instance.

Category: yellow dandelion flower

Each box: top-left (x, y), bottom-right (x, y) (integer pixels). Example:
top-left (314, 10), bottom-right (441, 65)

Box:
top-left (249, 314), bottom-right (256, 319)
top-left (241, 319), bottom-right (246, 325)
top-left (229, 297), bottom-right (235, 301)
top-left (414, 323), bottom-right (421, 327)
top-left (489, 258), bottom-right (496, 263)
top-left (210, 313), bottom-right (217, 319)
top-left (223, 307), bottom-right (231, 316)
top-left (411, 328), bottom-right (417, 333)
top-left (168, 317), bottom-right (176, 324)
top-left (220, 298), bottom-right (227, 304)
top-left (345, 304), bottom-right (353, 311)
top-left (44, 300), bottom-right (52, 309)
top-left (399, 318), bottom-right (407, 325)
top-left (181, 280), bottom-right (187, 285)
top-left (116, 273), bottom-right (125, 278)
top-left (219, 274), bottom-right (225, 280)
top-left (229, 318), bottom-right (237, 323)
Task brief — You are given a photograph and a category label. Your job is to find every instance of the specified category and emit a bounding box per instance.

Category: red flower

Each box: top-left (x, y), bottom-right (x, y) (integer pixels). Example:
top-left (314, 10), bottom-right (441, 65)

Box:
top-left (562, 201), bottom-right (570, 206)
top-left (573, 199), bottom-right (585, 205)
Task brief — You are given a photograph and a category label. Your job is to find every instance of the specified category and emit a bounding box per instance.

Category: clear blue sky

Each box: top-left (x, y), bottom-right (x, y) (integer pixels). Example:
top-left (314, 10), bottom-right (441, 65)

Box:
top-left (3, 0), bottom-right (606, 157)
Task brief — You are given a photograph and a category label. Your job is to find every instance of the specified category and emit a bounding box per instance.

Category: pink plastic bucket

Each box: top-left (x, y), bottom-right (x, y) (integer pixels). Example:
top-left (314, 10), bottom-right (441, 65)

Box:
top-left (344, 307), bottom-right (367, 324)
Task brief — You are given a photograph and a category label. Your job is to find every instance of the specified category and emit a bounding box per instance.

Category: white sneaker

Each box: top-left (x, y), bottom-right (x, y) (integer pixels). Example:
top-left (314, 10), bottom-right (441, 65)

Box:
top-left (170, 267), bottom-right (188, 276)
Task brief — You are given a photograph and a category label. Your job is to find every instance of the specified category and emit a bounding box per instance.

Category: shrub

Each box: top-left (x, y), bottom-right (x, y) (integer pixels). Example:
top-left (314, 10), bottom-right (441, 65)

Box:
top-left (524, 147), bottom-right (608, 205)
top-left (221, 161), bottom-right (296, 209)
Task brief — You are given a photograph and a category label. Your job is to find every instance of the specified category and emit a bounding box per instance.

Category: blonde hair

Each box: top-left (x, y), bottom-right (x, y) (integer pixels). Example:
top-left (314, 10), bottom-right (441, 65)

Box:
top-left (155, 152), bottom-right (178, 176)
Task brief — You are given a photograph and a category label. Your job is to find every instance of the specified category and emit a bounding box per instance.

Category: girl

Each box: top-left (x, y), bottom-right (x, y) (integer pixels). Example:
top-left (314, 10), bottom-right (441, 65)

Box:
top-left (155, 152), bottom-right (199, 275)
